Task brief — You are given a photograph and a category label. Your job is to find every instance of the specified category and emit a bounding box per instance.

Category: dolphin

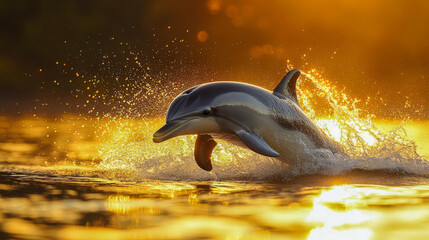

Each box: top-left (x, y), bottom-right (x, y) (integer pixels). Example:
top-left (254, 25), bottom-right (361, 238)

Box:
top-left (153, 69), bottom-right (343, 171)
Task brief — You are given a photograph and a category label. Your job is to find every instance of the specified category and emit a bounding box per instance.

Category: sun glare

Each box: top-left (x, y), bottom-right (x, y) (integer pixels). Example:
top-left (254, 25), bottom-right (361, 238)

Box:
top-left (316, 119), bottom-right (377, 146)
top-left (306, 185), bottom-right (378, 240)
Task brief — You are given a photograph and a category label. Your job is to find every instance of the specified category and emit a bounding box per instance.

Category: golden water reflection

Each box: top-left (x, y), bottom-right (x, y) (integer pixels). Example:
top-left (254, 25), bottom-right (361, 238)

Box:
top-left (1, 116), bottom-right (429, 239)
top-left (307, 186), bottom-right (377, 240)
top-left (1, 171), bottom-right (429, 239)
top-left (100, 183), bottom-right (429, 239)
top-left (307, 185), bottom-right (429, 240)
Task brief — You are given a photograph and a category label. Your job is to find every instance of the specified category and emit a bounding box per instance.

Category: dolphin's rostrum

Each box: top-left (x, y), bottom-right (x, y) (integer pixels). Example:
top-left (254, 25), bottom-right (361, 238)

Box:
top-left (153, 69), bottom-right (343, 171)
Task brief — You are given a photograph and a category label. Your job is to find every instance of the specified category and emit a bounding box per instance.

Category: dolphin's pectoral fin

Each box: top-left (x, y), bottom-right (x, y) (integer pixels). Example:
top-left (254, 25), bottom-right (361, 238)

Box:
top-left (194, 134), bottom-right (217, 171)
top-left (235, 130), bottom-right (280, 157)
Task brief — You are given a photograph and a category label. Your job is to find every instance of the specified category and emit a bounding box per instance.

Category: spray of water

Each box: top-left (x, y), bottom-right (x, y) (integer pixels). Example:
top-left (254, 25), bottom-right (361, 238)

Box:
top-left (39, 38), bottom-right (429, 181)
top-left (92, 67), bottom-right (429, 181)
top-left (296, 67), bottom-right (428, 175)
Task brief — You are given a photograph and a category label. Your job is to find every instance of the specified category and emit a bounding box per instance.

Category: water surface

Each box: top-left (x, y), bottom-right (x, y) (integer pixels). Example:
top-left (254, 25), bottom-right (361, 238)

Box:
top-left (1, 116), bottom-right (429, 239)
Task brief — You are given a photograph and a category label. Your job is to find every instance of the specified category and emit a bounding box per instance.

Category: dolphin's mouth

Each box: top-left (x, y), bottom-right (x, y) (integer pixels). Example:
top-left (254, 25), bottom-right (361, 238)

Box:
top-left (153, 119), bottom-right (192, 143)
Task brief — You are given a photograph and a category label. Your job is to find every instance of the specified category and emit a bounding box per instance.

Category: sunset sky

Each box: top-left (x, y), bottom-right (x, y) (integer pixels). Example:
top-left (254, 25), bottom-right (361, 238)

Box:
top-left (1, 0), bottom-right (428, 118)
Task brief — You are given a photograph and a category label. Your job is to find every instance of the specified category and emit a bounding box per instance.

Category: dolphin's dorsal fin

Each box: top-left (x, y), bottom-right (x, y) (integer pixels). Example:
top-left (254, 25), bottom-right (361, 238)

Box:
top-left (273, 69), bottom-right (301, 104)
top-left (194, 134), bottom-right (217, 171)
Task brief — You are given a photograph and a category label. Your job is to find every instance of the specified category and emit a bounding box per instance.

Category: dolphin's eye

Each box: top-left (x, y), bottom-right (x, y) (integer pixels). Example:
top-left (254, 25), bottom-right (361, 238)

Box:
top-left (202, 109), bottom-right (210, 115)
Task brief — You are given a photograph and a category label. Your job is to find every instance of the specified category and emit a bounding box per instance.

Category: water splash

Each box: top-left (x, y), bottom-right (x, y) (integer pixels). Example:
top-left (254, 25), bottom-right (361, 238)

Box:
top-left (89, 65), bottom-right (429, 180)
top-left (38, 38), bottom-right (429, 180)
top-left (295, 67), bottom-right (428, 175)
